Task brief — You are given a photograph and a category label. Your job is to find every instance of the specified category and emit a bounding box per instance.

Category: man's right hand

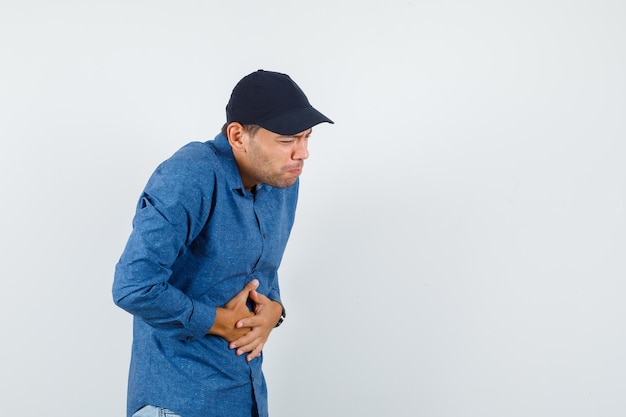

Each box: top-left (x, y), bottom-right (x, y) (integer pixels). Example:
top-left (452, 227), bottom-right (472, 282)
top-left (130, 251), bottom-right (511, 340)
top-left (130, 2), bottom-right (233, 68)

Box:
top-left (207, 279), bottom-right (258, 342)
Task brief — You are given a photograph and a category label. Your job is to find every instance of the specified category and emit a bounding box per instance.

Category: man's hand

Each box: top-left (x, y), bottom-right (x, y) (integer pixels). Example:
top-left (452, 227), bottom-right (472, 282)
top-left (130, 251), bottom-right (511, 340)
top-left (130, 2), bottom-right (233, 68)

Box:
top-left (229, 290), bottom-right (283, 362)
top-left (207, 280), bottom-right (258, 342)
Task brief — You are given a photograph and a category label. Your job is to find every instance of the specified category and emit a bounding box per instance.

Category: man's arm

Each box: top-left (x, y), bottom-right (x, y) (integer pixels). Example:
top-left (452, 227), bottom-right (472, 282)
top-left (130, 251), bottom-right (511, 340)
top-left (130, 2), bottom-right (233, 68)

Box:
top-left (113, 149), bottom-right (220, 341)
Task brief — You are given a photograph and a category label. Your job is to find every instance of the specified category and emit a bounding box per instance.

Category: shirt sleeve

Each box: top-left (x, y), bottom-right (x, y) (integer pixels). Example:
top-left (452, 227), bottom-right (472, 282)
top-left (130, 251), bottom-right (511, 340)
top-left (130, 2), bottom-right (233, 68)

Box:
top-left (267, 273), bottom-right (286, 327)
top-left (266, 270), bottom-right (282, 305)
top-left (112, 146), bottom-right (217, 341)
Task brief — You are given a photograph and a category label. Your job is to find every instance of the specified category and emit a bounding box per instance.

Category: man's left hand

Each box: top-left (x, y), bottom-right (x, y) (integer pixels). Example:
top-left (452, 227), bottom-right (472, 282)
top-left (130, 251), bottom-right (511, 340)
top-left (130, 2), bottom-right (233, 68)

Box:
top-left (229, 290), bottom-right (283, 362)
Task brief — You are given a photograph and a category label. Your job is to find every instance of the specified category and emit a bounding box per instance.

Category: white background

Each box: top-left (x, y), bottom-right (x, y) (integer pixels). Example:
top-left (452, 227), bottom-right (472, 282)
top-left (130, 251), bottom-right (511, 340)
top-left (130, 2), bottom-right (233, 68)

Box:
top-left (1, 1), bottom-right (625, 416)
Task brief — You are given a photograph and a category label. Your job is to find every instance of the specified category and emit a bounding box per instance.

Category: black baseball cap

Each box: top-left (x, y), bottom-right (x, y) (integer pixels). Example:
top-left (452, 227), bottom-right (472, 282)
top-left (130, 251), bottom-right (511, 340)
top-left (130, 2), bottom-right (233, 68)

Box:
top-left (226, 69), bottom-right (334, 135)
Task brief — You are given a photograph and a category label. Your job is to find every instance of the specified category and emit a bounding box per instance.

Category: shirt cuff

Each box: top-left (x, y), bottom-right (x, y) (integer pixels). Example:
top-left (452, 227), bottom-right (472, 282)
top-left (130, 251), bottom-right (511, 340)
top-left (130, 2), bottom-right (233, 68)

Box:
top-left (177, 300), bottom-right (217, 341)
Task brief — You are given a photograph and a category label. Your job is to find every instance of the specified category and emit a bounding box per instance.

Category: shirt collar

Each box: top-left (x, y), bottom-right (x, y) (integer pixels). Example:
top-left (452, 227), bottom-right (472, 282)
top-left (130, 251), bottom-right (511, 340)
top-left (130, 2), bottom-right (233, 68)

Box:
top-left (211, 133), bottom-right (267, 195)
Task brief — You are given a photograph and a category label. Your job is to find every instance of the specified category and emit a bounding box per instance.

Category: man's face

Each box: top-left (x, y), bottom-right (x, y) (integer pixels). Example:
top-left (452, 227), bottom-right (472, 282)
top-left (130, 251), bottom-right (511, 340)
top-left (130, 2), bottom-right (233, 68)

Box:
top-left (240, 127), bottom-right (311, 190)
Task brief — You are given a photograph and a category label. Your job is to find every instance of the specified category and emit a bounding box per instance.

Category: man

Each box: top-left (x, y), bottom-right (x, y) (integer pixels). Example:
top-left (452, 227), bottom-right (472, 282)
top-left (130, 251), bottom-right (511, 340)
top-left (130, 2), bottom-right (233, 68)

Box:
top-left (113, 69), bottom-right (333, 417)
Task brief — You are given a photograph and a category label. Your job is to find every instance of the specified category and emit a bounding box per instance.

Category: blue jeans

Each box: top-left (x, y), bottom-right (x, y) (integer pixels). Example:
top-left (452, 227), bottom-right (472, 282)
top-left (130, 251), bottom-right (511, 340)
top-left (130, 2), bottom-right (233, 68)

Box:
top-left (131, 405), bottom-right (181, 417)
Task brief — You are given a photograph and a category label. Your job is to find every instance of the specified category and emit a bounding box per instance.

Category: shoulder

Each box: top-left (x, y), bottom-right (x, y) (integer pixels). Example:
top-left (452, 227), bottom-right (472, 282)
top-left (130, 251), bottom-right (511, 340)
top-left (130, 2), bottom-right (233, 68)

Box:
top-left (167, 141), bottom-right (218, 168)
top-left (143, 141), bottom-right (222, 201)
top-left (153, 142), bottom-right (219, 180)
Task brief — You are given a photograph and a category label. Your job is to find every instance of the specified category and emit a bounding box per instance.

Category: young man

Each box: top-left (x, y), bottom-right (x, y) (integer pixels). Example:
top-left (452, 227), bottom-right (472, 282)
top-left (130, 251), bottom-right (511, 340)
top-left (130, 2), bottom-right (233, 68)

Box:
top-left (113, 70), bottom-right (333, 417)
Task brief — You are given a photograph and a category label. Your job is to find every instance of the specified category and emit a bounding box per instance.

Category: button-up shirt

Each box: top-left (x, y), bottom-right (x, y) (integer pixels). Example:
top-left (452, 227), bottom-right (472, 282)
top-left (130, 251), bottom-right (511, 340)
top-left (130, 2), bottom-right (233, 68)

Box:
top-left (113, 133), bottom-right (298, 417)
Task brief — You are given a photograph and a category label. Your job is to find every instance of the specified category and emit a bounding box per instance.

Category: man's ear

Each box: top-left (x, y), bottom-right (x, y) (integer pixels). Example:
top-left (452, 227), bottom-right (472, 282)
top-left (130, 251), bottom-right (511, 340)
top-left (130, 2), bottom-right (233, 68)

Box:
top-left (226, 122), bottom-right (246, 152)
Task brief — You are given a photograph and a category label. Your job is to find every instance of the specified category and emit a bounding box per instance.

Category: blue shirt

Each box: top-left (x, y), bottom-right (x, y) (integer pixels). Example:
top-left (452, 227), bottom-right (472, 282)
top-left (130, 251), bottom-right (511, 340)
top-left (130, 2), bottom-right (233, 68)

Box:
top-left (113, 133), bottom-right (299, 417)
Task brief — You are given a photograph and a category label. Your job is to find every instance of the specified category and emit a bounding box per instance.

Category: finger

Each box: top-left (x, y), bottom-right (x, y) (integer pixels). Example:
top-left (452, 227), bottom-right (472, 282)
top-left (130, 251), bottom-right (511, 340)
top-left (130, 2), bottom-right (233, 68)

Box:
top-left (236, 337), bottom-right (263, 358)
top-left (239, 279), bottom-right (259, 299)
top-left (250, 290), bottom-right (272, 306)
top-left (229, 328), bottom-right (257, 350)
top-left (246, 343), bottom-right (264, 362)
top-left (227, 280), bottom-right (259, 307)
top-left (249, 290), bottom-right (259, 303)
top-left (253, 291), bottom-right (270, 303)
top-left (236, 315), bottom-right (262, 329)
top-left (224, 327), bottom-right (252, 343)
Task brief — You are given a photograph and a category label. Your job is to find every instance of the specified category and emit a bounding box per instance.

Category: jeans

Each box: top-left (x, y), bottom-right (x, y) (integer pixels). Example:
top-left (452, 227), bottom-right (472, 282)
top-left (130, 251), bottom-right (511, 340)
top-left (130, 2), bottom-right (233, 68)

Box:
top-left (132, 405), bottom-right (181, 417)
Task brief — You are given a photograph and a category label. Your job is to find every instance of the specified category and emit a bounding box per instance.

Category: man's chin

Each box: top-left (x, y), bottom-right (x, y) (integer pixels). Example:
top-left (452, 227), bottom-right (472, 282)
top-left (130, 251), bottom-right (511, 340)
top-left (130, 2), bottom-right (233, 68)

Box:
top-left (268, 177), bottom-right (298, 189)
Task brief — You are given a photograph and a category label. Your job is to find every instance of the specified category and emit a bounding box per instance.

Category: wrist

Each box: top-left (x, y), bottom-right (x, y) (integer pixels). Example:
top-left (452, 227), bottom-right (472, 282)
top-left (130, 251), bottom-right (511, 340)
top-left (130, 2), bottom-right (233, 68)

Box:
top-left (208, 307), bottom-right (230, 337)
top-left (272, 301), bottom-right (286, 328)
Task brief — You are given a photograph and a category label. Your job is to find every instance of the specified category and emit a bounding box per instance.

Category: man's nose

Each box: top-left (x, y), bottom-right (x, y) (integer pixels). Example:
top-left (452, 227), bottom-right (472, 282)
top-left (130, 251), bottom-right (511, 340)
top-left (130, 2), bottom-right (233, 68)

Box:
top-left (293, 139), bottom-right (309, 160)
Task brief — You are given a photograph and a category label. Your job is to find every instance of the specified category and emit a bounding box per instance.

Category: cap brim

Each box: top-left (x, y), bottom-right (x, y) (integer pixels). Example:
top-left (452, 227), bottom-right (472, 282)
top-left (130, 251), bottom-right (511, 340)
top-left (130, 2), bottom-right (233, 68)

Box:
top-left (258, 106), bottom-right (334, 136)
